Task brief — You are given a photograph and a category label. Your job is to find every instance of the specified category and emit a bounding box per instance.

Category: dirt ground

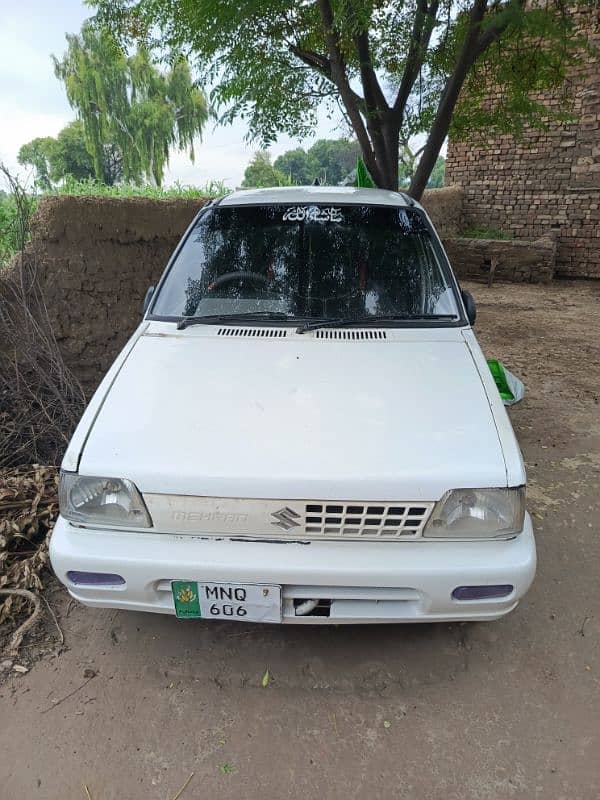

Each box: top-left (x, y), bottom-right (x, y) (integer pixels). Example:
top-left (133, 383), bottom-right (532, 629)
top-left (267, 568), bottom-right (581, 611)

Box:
top-left (1, 279), bottom-right (599, 800)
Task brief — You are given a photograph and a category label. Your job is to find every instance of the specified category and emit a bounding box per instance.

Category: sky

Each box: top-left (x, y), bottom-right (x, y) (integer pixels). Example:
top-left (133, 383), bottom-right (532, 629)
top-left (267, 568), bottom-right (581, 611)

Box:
top-left (0, 0), bottom-right (348, 189)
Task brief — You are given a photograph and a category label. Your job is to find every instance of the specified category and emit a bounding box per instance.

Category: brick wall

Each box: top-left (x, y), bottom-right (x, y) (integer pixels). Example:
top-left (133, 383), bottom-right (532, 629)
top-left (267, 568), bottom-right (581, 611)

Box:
top-left (446, 8), bottom-right (600, 279)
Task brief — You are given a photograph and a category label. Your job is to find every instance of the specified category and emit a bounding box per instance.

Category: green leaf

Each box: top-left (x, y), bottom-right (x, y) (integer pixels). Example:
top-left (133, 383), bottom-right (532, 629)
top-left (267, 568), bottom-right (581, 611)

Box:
top-left (262, 668), bottom-right (270, 688)
top-left (355, 158), bottom-right (374, 189)
top-left (91, 0), bottom-right (594, 192)
top-left (53, 22), bottom-right (209, 187)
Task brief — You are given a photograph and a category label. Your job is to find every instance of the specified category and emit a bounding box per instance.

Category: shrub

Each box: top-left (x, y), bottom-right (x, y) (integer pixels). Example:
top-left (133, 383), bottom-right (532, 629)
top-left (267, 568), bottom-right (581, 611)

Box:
top-left (462, 227), bottom-right (513, 241)
top-left (53, 175), bottom-right (229, 198)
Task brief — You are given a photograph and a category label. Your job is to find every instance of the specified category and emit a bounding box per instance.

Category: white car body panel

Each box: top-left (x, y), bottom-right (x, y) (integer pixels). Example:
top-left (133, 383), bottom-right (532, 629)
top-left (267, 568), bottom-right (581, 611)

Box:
top-left (50, 514), bottom-right (536, 623)
top-left (77, 325), bottom-right (513, 500)
top-left (218, 185), bottom-right (412, 208)
top-left (61, 322), bottom-right (148, 472)
top-left (462, 329), bottom-right (526, 487)
top-left (51, 186), bottom-right (535, 623)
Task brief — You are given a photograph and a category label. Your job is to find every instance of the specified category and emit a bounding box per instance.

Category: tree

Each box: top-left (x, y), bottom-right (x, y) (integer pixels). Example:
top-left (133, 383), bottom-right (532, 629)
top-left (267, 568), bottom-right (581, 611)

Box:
top-left (53, 22), bottom-right (210, 186)
top-left (17, 138), bottom-right (56, 190)
top-left (307, 139), bottom-right (361, 184)
top-left (241, 151), bottom-right (290, 188)
top-left (50, 121), bottom-right (99, 183)
top-left (398, 147), bottom-right (444, 189)
top-left (93, 0), bottom-right (590, 198)
top-left (427, 156), bottom-right (445, 189)
top-left (274, 138), bottom-right (360, 185)
top-left (273, 148), bottom-right (316, 185)
top-left (18, 121), bottom-right (118, 188)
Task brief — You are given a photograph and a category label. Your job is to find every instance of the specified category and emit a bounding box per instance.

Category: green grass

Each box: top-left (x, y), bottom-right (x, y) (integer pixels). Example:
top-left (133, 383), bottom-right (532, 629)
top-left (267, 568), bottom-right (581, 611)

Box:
top-left (461, 226), bottom-right (513, 240)
top-left (53, 175), bottom-right (230, 198)
top-left (0, 192), bottom-right (38, 269)
top-left (0, 177), bottom-right (231, 267)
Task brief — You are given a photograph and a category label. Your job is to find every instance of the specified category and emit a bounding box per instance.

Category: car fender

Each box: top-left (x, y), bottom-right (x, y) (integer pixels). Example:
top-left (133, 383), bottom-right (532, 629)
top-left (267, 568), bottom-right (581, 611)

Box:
top-left (61, 321), bottom-right (149, 472)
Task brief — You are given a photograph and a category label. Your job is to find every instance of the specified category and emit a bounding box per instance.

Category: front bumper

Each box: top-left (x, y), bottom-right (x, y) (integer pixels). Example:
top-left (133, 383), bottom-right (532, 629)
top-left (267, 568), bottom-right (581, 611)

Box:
top-left (49, 514), bottom-right (536, 624)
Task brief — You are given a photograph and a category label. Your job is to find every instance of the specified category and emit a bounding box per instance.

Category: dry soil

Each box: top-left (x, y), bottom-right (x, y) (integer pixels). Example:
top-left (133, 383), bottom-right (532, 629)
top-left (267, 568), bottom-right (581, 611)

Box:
top-left (1, 280), bottom-right (599, 800)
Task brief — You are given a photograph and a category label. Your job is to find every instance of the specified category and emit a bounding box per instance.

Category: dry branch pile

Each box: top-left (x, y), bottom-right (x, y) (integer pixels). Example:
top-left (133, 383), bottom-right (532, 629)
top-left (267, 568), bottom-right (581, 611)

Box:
top-left (0, 170), bottom-right (82, 660)
top-left (0, 254), bottom-right (86, 469)
top-left (0, 466), bottom-right (59, 644)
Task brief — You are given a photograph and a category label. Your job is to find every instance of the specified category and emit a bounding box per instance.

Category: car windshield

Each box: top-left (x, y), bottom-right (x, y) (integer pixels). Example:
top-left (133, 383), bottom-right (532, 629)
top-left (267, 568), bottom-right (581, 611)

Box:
top-left (151, 203), bottom-right (461, 323)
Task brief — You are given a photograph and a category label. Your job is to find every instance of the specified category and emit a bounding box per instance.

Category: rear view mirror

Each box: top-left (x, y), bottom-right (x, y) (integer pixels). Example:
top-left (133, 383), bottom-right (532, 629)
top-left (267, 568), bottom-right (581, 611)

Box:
top-left (461, 290), bottom-right (476, 325)
top-left (142, 285), bottom-right (155, 315)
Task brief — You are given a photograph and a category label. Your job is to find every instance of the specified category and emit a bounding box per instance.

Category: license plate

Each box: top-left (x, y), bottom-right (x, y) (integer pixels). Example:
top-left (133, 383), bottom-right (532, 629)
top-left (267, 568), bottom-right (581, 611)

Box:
top-left (171, 580), bottom-right (281, 623)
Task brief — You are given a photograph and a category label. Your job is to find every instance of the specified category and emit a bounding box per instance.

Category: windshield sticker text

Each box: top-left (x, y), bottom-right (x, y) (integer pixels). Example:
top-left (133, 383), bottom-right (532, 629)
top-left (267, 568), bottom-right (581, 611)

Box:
top-left (282, 206), bottom-right (344, 223)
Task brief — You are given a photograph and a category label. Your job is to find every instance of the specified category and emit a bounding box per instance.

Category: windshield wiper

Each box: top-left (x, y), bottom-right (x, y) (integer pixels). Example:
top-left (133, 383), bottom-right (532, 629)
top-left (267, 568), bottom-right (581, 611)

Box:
top-left (177, 312), bottom-right (296, 330)
top-left (296, 314), bottom-right (458, 334)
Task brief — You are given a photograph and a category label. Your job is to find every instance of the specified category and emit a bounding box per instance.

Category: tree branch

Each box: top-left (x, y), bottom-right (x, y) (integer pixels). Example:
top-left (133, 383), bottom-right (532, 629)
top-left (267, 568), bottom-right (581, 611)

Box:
top-left (290, 44), bottom-right (367, 112)
top-left (393, 0), bottom-right (440, 115)
top-left (409, 0), bottom-right (492, 198)
top-left (354, 30), bottom-right (389, 114)
top-left (289, 45), bottom-right (332, 78)
top-left (316, 0), bottom-right (382, 184)
top-left (472, 0), bottom-right (526, 60)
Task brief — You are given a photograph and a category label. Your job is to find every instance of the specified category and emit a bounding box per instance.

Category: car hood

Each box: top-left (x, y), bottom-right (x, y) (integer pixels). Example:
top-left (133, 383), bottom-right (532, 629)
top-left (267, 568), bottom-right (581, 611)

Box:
top-left (78, 326), bottom-right (509, 500)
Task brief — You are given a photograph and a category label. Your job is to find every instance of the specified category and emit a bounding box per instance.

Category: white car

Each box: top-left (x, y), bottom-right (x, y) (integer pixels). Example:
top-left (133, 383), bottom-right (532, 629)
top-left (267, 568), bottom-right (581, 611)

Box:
top-left (50, 186), bottom-right (536, 624)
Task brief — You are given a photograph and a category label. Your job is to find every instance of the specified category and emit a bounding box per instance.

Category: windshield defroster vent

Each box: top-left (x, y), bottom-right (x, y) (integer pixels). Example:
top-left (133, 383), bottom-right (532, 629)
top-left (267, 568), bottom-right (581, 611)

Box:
top-left (315, 329), bottom-right (387, 340)
top-left (217, 327), bottom-right (288, 338)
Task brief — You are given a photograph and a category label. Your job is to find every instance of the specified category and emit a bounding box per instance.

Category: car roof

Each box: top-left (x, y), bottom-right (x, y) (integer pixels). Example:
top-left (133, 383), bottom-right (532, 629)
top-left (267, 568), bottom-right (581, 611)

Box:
top-left (219, 185), bottom-right (421, 209)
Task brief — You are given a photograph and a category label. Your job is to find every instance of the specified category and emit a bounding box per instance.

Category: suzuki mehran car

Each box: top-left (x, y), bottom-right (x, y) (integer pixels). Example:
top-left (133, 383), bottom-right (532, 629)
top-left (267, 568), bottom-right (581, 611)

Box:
top-left (50, 186), bottom-right (536, 624)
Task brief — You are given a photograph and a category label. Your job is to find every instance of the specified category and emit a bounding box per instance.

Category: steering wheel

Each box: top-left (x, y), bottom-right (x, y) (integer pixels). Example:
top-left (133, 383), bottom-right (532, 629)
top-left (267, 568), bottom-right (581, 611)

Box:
top-left (207, 271), bottom-right (270, 293)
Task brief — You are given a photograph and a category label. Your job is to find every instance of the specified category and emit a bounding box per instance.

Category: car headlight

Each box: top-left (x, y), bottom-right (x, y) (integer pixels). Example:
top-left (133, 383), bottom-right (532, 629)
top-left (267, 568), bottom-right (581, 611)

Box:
top-left (424, 487), bottom-right (525, 539)
top-left (59, 473), bottom-right (152, 528)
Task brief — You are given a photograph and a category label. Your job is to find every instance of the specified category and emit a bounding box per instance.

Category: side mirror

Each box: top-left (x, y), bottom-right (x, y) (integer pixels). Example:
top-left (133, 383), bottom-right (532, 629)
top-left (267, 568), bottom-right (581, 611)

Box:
top-left (142, 285), bottom-right (155, 315)
top-left (461, 289), bottom-right (476, 325)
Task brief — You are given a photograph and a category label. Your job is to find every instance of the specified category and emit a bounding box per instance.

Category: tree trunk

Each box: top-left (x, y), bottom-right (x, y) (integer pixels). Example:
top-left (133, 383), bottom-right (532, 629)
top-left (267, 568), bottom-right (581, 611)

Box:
top-left (363, 117), bottom-right (400, 191)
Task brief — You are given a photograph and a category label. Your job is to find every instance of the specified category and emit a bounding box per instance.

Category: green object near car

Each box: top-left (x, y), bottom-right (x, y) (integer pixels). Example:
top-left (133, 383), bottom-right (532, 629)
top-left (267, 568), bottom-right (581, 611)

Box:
top-left (487, 359), bottom-right (525, 405)
top-left (355, 158), bottom-right (375, 188)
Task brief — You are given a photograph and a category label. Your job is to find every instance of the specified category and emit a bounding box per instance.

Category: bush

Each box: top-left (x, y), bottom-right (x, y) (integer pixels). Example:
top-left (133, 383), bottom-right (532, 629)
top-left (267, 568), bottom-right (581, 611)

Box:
top-left (54, 175), bottom-right (229, 198)
top-left (0, 191), bottom-right (39, 270)
top-left (462, 227), bottom-right (513, 240)
top-left (0, 173), bottom-right (230, 268)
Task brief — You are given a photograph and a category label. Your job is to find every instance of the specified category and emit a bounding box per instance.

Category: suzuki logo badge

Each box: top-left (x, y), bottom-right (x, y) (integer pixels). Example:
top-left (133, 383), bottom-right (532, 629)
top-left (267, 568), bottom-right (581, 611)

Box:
top-left (271, 507), bottom-right (301, 531)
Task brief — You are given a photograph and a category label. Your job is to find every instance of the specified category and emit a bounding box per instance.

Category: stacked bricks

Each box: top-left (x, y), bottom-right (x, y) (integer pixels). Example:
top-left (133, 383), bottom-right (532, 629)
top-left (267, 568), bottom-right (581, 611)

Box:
top-left (446, 6), bottom-right (600, 279)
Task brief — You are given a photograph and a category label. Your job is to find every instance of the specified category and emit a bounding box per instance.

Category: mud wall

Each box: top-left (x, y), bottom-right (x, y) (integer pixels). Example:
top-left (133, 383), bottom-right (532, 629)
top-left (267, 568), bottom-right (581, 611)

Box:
top-left (445, 235), bottom-right (557, 284)
top-left (10, 189), bottom-right (463, 393)
top-left (421, 185), bottom-right (464, 238)
top-left (25, 196), bottom-right (207, 390)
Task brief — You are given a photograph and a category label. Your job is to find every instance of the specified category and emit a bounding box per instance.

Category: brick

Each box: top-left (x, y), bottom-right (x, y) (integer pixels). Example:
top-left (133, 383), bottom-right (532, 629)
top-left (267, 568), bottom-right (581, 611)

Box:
top-left (445, 6), bottom-right (599, 280)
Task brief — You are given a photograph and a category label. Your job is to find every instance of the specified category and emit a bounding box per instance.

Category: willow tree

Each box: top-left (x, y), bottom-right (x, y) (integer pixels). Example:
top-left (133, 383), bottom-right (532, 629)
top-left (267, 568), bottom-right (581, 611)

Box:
top-left (92, 0), bottom-right (593, 197)
top-left (53, 23), bottom-right (210, 185)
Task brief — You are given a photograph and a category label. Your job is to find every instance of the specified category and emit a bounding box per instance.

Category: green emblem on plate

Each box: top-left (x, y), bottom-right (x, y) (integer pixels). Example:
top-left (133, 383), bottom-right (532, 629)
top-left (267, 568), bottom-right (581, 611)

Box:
top-left (172, 581), bottom-right (201, 618)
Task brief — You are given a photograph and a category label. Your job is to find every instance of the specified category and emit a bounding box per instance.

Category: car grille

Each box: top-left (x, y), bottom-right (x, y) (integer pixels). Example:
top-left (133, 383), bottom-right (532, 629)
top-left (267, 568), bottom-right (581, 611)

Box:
top-left (302, 502), bottom-right (433, 539)
top-left (143, 495), bottom-right (435, 541)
